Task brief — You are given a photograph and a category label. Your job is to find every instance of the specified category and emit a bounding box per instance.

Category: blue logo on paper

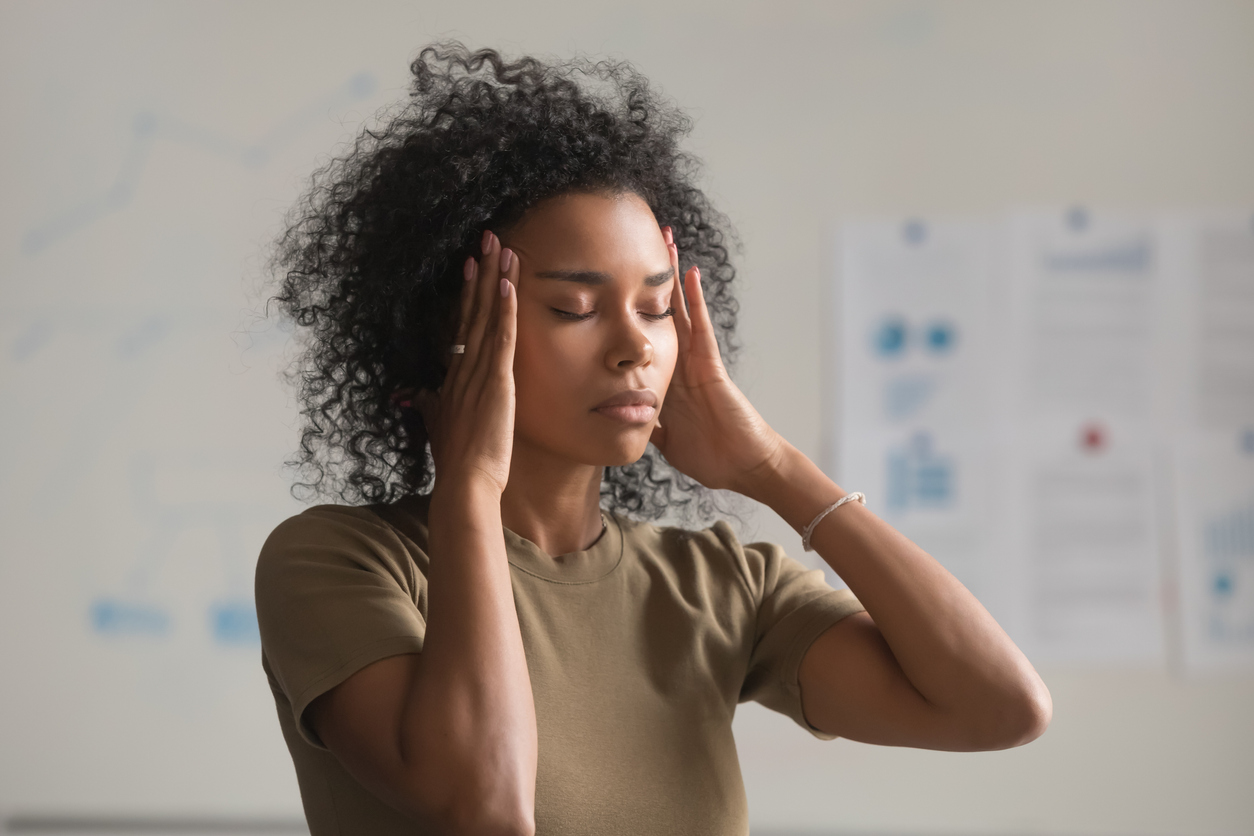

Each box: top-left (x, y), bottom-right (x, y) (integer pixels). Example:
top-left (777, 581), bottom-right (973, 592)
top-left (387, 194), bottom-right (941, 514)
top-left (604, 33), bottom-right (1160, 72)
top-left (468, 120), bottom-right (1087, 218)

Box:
top-left (873, 317), bottom-right (908, 357)
top-left (872, 317), bottom-right (959, 359)
top-left (924, 320), bottom-right (956, 354)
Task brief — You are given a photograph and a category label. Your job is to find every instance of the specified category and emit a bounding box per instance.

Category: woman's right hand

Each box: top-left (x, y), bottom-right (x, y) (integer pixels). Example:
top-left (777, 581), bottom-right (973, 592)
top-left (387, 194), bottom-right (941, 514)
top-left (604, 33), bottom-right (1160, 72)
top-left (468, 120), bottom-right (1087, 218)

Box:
top-left (416, 230), bottom-right (519, 497)
top-left (311, 232), bottom-right (536, 829)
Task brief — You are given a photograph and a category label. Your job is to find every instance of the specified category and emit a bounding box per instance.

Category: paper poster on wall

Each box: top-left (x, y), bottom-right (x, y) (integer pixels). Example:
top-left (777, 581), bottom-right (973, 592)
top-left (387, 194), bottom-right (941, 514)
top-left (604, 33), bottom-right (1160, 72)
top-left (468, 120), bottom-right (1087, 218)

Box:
top-left (1162, 211), bottom-right (1254, 671)
top-left (837, 218), bottom-right (1000, 605)
top-left (999, 208), bottom-right (1167, 663)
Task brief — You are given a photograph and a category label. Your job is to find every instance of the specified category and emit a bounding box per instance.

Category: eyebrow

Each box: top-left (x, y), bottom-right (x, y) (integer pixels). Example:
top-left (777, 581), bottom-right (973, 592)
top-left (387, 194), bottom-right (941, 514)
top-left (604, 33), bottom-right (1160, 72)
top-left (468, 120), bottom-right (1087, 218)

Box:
top-left (532, 268), bottom-right (675, 287)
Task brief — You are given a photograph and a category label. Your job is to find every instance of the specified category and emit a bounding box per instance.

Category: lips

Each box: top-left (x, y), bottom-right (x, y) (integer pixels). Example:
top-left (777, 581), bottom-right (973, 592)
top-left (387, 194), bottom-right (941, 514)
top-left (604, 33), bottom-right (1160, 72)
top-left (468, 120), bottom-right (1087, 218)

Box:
top-left (591, 389), bottom-right (659, 424)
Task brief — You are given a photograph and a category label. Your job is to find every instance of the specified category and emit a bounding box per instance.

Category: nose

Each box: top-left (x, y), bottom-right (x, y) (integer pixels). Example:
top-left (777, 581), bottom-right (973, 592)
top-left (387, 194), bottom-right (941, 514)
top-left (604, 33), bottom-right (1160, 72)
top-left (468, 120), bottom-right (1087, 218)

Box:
top-left (604, 312), bottom-right (654, 372)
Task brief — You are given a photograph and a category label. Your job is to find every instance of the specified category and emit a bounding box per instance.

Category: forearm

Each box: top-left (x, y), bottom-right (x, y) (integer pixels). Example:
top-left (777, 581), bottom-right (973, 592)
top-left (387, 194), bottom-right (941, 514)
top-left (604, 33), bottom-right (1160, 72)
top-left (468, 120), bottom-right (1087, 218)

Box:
top-left (401, 478), bottom-right (537, 829)
top-left (748, 443), bottom-right (1050, 743)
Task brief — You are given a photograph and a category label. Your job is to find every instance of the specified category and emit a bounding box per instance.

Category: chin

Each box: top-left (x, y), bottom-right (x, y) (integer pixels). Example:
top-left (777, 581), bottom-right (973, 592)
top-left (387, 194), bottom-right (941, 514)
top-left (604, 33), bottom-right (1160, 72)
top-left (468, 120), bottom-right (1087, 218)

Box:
top-left (603, 441), bottom-right (653, 467)
top-left (570, 430), bottom-right (655, 468)
top-left (520, 415), bottom-right (655, 468)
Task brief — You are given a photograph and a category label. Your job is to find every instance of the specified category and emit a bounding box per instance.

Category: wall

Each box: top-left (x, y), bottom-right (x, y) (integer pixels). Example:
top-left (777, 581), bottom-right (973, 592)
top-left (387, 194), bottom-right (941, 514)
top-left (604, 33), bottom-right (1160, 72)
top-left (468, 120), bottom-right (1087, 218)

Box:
top-left (2, 2), bottom-right (1251, 833)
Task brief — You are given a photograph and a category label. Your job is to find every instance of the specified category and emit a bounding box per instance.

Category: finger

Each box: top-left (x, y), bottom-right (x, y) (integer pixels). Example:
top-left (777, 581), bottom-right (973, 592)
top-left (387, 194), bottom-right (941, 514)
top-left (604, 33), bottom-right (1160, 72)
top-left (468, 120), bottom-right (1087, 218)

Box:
top-left (469, 244), bottom-right (516, 391)
top-left (444, 256), bottom-right (477, 384)
top-left (461, 230), bottom-right (500, 385)
top-left (667, 241), bottom-right (689, 325)
top-left (495, 272), bottom-right (518, 383)
top-left (668, 245), bottom-right (693, 358)
top-left (685, 266), bottom-right (722, 360)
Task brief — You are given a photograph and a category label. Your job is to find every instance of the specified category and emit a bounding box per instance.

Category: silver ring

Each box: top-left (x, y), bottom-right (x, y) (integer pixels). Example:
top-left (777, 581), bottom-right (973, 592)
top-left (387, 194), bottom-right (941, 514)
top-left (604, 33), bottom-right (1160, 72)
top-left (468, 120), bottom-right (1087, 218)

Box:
top-left (450, 344), bottom-right (466, 354)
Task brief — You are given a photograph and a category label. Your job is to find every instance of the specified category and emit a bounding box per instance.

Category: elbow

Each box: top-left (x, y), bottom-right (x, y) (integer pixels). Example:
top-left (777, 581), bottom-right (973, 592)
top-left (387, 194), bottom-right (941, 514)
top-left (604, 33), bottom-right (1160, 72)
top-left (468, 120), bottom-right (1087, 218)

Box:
top-left (1002, 694), bottom-right (1051, 749)
top-left (1015, 669), bottom-right (1054, 745)
top-left (975, 677), bottom-right (1053, 750)
top-left (1026, 682), bottom-right (1054, 742)
top-left (439, 801), bottom-right (535, 836)
top-left (397, 737), bottom-right (536, 835)
top-left (408, 782), bottom-right (535, 836)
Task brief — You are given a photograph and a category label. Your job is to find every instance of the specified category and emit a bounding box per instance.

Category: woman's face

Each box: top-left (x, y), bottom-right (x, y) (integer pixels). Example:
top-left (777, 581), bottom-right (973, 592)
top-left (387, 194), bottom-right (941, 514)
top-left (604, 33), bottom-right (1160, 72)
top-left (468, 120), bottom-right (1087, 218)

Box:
top-left (502, 191), bottom-right (677, 468)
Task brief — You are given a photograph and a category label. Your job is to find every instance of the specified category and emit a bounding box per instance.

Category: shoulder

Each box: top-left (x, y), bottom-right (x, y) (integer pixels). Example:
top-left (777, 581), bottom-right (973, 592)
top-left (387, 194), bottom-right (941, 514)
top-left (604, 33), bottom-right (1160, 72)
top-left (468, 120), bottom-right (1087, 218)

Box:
top-left (256, 499), bottom-right (429, 595)
top-left (261, 493), bottom-right (432, 554)
top-left (260, 503), bottom-right (401, 562)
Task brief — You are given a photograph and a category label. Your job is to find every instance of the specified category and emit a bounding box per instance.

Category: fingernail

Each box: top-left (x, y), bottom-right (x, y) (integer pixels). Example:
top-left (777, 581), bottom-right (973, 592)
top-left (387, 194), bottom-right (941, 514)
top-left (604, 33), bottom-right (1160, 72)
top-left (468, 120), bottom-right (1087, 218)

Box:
top-left (463, 257), bottom-right (475, 282)
top-left (500, 248), bottom-right (512, 272)
top-left (500, 278), bottom-right (510, 298)
top-left (482, 230), bottom-right (493, 252)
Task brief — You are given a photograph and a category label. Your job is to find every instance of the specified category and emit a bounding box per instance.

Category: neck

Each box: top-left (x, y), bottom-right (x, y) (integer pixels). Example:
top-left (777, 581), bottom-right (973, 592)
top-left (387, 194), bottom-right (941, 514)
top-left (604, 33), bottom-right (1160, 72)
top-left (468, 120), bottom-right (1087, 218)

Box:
top-left (500, 439), bottom-right (606, 557)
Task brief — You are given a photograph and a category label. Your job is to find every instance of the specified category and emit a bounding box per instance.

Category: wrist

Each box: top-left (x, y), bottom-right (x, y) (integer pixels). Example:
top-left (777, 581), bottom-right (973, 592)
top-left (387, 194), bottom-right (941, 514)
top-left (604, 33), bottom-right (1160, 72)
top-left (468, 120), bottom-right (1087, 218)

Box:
top-left (747, 444), bottom-right (848, 535)
top-left (430, 476), bottom-right (504, 522)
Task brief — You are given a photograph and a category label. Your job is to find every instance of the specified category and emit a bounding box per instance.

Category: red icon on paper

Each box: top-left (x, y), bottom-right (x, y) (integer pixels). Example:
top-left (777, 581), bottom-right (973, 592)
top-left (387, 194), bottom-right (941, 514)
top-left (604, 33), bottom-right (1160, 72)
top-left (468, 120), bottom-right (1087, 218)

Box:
top-left (1079, 422), bottom-right (1107, 454)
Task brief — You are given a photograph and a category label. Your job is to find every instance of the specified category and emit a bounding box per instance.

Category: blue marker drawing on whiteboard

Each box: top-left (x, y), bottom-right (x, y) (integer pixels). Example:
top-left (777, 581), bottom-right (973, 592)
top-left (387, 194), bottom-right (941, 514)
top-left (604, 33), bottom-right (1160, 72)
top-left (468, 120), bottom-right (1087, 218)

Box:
top-left (87, 451), bottom-right (281, 647)
top-left (209, 599), bottom-right (261, 646)
top-left (90, 598), bottom-right (170, 637)
top-left (23, 72), bottom-right (378, 255)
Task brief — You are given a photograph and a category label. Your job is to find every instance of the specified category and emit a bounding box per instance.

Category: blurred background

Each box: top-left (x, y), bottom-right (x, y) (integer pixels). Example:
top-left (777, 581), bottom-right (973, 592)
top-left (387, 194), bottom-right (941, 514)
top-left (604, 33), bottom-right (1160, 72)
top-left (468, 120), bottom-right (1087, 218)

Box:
top-left (2, 1), bottom-right (1252, 834)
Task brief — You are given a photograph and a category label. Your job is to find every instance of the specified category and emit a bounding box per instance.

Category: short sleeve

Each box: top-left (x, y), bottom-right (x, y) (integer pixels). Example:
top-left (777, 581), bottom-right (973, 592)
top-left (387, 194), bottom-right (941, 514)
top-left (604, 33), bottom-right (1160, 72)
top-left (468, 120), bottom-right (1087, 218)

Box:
top-left (255, 505), bottom-right (427, 749)
top-left (726, 527), bottom-right (865, 739)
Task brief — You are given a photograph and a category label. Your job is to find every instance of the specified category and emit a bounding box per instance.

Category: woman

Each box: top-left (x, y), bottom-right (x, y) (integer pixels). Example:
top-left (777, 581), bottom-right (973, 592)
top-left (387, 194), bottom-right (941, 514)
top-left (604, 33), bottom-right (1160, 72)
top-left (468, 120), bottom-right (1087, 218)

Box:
top-left (257, 43), bottom-right (1051, 835)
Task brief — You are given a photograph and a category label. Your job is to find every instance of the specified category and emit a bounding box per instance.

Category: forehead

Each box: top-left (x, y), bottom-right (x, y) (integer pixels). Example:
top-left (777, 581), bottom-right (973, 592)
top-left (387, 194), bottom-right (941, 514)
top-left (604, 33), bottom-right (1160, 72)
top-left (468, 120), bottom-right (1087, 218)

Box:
top-left (506, 191), bottom-right (663, 265)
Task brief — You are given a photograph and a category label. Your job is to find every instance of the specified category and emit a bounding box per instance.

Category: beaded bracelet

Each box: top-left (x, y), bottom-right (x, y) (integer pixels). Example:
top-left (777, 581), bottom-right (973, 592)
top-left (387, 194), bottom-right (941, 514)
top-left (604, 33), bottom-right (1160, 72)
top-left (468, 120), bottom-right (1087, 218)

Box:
top-left (801, 492), bottom-right (866, 552)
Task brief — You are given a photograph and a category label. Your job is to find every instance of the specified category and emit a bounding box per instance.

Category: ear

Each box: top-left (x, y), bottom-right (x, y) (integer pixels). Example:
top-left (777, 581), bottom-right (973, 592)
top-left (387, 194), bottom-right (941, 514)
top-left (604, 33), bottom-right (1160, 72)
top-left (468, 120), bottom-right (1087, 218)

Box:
top-left (390, 387), bottom-right (417, 409)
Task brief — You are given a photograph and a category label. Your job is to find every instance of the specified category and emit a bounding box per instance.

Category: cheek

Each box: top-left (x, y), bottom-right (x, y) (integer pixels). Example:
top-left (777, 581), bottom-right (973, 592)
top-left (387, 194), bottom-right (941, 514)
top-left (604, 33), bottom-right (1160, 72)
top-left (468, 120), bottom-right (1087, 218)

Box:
top-left (653, 325), bottom-right (679, 388)
top-left (512, 326), bottom-right (592, 409)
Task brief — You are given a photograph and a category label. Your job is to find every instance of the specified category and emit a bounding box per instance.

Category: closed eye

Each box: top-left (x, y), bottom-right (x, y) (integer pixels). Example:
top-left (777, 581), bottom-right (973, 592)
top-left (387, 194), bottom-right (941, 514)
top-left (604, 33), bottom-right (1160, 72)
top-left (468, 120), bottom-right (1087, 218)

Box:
top-left (551, 307), bottom-right (674, 322)
top-left (551, 308), bottom-right (594, 321)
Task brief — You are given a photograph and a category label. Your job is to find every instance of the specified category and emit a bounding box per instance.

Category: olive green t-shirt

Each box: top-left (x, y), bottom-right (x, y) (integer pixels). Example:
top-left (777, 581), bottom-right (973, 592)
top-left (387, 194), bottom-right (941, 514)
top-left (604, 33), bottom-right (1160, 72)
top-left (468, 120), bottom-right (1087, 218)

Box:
top-left (255, 494), bottom-right (864, 835)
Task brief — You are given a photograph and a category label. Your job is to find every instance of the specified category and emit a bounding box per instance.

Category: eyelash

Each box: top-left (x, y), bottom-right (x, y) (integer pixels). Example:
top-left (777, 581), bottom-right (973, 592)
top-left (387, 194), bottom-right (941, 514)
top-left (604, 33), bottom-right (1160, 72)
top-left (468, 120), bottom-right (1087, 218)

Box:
top-left (552, 307), bottom-right (675, 322)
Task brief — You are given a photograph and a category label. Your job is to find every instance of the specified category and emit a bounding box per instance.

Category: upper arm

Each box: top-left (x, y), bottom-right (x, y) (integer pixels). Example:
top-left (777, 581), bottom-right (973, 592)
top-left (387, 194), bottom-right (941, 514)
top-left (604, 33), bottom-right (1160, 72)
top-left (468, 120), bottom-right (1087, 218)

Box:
top-left (797, 612), bottom-right (956, 749)
top-left (306, 653), bottom-right (438, 819)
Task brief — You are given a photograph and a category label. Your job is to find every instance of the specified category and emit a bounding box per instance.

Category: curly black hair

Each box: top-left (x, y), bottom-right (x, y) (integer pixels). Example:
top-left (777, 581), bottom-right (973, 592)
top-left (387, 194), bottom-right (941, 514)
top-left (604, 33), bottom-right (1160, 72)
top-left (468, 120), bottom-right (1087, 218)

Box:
top-left (271, 42), bottom-right (743, 523)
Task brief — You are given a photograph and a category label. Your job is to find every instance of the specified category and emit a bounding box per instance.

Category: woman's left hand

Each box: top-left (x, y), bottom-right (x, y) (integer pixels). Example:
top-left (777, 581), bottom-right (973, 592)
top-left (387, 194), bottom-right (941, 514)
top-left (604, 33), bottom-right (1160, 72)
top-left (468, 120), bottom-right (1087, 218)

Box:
top-left (649, 227), bottom-right (787, 496)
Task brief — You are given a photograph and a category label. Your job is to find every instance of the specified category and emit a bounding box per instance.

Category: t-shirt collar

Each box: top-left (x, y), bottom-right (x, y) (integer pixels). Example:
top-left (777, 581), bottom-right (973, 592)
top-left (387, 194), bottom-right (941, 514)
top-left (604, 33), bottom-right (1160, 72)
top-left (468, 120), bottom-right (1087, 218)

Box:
top-left (503, 511), bottom-right (624, 584)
